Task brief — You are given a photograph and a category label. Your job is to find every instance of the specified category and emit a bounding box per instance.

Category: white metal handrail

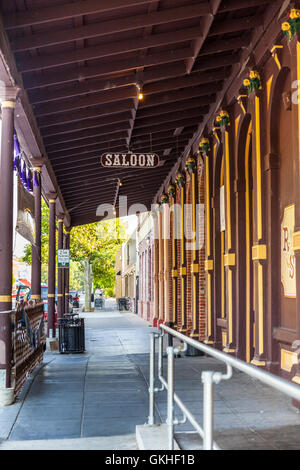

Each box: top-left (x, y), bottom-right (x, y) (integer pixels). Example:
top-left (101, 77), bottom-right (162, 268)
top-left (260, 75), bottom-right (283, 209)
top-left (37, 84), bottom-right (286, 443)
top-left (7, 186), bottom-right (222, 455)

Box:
top-left (147, 324), bottom-right (300, 450)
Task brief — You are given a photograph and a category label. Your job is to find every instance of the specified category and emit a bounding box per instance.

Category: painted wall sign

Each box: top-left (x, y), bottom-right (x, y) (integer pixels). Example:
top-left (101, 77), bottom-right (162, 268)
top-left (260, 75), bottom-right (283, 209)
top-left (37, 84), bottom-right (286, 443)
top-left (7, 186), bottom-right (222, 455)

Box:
top-left (100, 153), bottom-right (160, 168)
top-left (281, 204), bottom-right (296, 298)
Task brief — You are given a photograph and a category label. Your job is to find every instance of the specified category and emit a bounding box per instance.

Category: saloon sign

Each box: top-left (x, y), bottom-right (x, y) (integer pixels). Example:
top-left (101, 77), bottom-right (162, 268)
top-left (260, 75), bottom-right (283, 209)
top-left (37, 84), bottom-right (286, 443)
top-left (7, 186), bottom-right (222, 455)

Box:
top-left (100, 152), bottom-right (160, 168)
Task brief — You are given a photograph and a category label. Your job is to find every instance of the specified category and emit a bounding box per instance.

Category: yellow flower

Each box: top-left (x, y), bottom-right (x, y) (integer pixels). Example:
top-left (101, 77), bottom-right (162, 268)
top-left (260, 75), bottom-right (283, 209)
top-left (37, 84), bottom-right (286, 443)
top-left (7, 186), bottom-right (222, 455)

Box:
top-left (216, 116), bottom-right (221, 122)
top-left (290, 9), bottom-right (300, 19)
top-left (243, 78), bottom-right (250, 86)
top-left (220, 110), bottom-right (229, 117)
top-left (201, 138), bottom-right (209, 144)
top-left (282, 21), bottom-right (291, 31)
top-left (249, 70), bottom-right (259, 79)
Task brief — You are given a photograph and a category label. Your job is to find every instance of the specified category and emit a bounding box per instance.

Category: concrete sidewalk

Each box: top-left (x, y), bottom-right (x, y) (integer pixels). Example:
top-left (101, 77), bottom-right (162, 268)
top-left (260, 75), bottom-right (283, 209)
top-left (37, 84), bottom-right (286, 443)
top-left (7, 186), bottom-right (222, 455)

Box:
top-left (0, 308), bottom-right (300, 450)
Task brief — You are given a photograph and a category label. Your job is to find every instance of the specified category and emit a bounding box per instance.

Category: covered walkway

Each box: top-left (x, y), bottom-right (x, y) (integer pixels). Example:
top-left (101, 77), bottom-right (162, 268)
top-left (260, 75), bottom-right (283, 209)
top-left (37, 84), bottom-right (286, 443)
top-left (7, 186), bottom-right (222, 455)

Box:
top-left (0, 309), bottom-right (300, 450)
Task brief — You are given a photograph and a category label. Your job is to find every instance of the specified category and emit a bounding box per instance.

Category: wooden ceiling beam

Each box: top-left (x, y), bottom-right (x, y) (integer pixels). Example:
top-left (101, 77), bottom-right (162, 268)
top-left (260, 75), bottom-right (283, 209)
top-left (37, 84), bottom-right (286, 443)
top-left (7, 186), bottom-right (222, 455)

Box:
top-left (9, 3), bottom-right (211, 50)
top-left (34, 86), bottom-right (137, 117)
top-left (131, 117), bottom-right (201, 138)
top-left (137, 99), bottom-right (209, 119)
top-left (41, 111), bottom-right (133, 138)
top-left (45, 131), bottom-right (129, 153)
top-left (199, 35), bottom-right (250, 56)
top-left (219, 0), bottom-right (272, 13)
top-left (23, 48), bottom-right (194, 90)
top-left (18, 27), bottom-right (203, 74)
top-left (142, 68), bottom-right (229, 95)
top-left (44, 121), bottom-right (131, 147)
top-left (28, 62), bottom-right (187, 105)
top-left (37, 100), bottom-right (134, 128)
top-left (139, 86), bottom-right (218, 109)
top-left (45, 109), bottom-right (201, 146)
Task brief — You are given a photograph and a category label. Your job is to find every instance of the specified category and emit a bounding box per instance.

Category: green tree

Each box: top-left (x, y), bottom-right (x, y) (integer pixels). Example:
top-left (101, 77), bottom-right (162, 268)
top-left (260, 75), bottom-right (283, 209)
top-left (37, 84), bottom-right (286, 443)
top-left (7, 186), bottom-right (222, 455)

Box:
top-left (22, 200), bottom-right (127, 310)
top-left (70, 218), bottom-right (126, 310)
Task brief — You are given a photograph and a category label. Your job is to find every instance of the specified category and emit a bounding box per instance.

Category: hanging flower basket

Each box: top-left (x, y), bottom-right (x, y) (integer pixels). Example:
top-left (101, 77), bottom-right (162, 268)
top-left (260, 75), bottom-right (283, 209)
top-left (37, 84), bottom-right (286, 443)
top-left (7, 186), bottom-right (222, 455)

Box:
top-left (216, 110), bottom-right (230, 128)
top-left (168, 184), bottom-right (176, 197)
top-left (243, 70), bottom-right (262, 94)
top-left (199, 138), bottom-right (210, 154)
top-left (185, 156), bottom-right (196, 171)
top-left (282, 9), bottom-right (300, 41)
top-left (175, 172), bottom-right (185, 187)
top-left (161, 194), bottom-right (169, 204)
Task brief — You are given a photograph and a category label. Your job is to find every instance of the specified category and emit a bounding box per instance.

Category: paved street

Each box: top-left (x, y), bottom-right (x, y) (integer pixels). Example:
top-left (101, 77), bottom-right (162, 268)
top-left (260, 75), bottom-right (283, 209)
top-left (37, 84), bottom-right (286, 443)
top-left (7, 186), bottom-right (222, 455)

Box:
top-left (0, 306), bottom-right (300, 450)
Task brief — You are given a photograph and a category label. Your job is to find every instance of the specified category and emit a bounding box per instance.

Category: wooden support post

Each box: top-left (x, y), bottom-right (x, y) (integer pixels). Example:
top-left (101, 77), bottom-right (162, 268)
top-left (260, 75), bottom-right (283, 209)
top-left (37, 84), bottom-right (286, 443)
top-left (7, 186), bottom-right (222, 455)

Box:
top-left (31, 161), bottom-right (43, 301)
top-left (0, 88), bottom-right (19, 397)
top-left (47, 193), bottom-right (57, 337)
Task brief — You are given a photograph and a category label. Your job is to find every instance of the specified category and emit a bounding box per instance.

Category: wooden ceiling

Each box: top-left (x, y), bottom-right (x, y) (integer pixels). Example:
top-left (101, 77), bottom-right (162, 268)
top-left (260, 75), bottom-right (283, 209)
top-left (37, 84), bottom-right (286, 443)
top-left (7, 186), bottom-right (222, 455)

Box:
top-left (0, 0), bottom-right (274, 225)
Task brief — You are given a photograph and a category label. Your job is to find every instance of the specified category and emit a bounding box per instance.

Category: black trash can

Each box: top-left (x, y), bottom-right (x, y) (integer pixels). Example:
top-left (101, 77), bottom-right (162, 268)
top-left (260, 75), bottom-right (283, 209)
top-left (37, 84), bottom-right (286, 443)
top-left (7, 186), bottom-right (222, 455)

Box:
top-left (95, 297), bottom-right (104, 310)
top-left (59, 315), bottom-right (85, 353)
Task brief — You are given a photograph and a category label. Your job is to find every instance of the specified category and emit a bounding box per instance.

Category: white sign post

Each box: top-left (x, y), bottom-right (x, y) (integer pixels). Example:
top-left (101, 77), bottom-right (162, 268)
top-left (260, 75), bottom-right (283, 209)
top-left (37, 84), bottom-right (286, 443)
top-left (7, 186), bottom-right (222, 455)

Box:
top-left (58, 249), bottom-right (70, 268)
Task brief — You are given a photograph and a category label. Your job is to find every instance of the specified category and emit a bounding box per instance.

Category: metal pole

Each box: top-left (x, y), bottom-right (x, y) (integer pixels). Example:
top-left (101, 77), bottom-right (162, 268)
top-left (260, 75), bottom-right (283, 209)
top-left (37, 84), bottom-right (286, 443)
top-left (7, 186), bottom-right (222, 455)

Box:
top-left (202, 371), bottom-right (214, 450)
top-left (64, 228), bottom-right (71, 313)
top-left (148, 332), bottom-right (156, 425)
top-left (167, 346), bottom-right (175, 450)
top-left (57, 216), bottom-right (64, 320)
top-left (158, 333), bottom-right (163, 378)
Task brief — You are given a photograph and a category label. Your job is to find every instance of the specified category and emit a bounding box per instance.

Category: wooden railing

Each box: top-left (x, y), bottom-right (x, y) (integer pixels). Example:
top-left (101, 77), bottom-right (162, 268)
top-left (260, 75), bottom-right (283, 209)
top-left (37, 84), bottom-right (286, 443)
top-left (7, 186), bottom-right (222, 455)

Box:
top-left (12, 301), bottom-right (46, 395)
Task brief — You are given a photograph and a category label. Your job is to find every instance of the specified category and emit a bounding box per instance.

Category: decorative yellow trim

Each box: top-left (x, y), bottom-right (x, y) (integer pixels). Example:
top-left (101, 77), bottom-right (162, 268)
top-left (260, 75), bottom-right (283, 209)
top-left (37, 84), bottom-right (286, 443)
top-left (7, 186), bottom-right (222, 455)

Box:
top-left (223, 347), bottom-right (236, 353)
top-left (0, 295), bottom-right (11, 301)
top-left (204, 340), bottom-right (214, 345)
top-left (266, 75), bottom-right (274, 108)
top-left (235, 115), bottom-right (241, 138)
top-left (48, 294), bottom-right (55, 298)
top-left (237, 95), bottom-right (247, 115)
top-left (292, 375), bottom-right (300, 385)
top-left (281, 349), bottom-right (298, 372)
top-left (245, 124), bottom-right (252, 362)
top-left (252, 244), bottom-right (267, 260)
top-left (57, 294), bottom-right (63, 297)
top-left (49, 199), bottom-right (56, 203)
top-left (31, 295), bottom-right (41, 300)
top-left (224, 253), bottom-right (236, 267)
top-left (207, 272), bottom-right (212, 337)
top-left (258, 263), bottom-right (264, 356)
top-left (1, 100), bottom-right (15, 109)
top-left (255, 95), bottom-right (262, 241)
top-left (222, 331), bottom-right (227, 347)
top-left (205, 259), bottom-right (214, 271)
top-left (171, 269), bottom-right (178, 278)
top-left (270, 45), bottom-right (283, 70)
top-left (251, 359), bottom-right (266, 367)
top-left (293, 231), bottom-right (300, 252)
top-left (180, 267), bottom-right (187, 276)
top-left (228, 268), bottom-right (233, 344)
top-left (205, 156), bottom-right (211, 256)
top-left (225, 130), bottom-right (232, 250)
top-left (33, 167), bottom-right (42, 171)
top-left (58, 218), bottom-right (64, 223)
top-left (191, 264), bottom-right (199, 274)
